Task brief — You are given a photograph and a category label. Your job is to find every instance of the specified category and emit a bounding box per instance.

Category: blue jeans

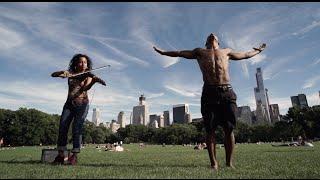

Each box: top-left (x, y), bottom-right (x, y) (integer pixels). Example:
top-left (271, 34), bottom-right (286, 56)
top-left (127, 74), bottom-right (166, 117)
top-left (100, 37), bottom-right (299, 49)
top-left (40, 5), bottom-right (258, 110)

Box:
top-left (57, 100), bottom-right (89, 153)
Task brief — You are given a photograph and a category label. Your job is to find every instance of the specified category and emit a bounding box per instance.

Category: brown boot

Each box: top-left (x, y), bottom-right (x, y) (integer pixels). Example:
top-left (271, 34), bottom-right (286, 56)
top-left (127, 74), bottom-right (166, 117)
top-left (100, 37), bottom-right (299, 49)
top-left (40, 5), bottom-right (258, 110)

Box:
top-left (52, 154), bottom-right (65, 165)
top-left (67, 154), bottom-right (77, 165)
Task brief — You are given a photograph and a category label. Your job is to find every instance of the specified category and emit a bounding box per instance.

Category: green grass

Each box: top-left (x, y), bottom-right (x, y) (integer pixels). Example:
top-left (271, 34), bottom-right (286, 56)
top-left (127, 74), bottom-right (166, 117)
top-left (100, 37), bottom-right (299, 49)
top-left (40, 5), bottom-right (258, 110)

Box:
top-left (1, 142), bottom-right (320, 179)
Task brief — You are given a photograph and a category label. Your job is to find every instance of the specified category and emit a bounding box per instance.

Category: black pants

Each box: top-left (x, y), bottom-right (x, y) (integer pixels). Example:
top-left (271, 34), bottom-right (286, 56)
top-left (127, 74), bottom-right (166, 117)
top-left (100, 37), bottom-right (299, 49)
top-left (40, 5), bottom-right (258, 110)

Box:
top-left (201, 84), bottom-right (238, 133)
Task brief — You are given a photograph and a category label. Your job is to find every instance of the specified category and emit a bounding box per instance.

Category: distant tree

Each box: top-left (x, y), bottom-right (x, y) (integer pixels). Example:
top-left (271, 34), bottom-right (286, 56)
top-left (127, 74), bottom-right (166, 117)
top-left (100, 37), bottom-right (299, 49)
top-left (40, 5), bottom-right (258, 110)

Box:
top-left (271, 121), bottom-right (293, 142)
top-left (91, 126), bottom-right (106, 144)
top-left (190, 121), bottom-right (206, 143)
top-left (82, 120), bottom-right (95, 144)
top-left (0, 109), bottom-right (16, 146)
top-left (250, 125), bottom-right (272, 142)
top-left (40, 114), bottom-right (60, 145)
top-left (310, 106), bottom-right (320, 138)
top-left (234, 121), bottom-right (251, 143)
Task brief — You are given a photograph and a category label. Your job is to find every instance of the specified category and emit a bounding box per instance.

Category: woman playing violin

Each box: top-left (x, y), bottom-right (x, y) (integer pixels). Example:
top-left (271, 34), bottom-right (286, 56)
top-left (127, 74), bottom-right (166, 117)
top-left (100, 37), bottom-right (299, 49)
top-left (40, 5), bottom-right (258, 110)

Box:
top-left (51, 54), bottom-right (106, 165)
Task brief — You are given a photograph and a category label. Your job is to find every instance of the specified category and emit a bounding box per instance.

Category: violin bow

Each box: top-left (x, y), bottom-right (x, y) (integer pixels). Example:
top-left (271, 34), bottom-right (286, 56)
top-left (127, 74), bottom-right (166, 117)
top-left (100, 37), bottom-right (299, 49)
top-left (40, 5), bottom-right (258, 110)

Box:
top-left (70, 65), bottom-right (111, 77)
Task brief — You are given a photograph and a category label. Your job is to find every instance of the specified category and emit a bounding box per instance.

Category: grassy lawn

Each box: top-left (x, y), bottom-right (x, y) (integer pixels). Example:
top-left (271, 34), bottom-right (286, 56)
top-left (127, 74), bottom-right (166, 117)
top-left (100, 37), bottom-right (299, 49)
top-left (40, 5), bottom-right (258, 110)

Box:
top-left (0, 142), bottom-right (319, 179)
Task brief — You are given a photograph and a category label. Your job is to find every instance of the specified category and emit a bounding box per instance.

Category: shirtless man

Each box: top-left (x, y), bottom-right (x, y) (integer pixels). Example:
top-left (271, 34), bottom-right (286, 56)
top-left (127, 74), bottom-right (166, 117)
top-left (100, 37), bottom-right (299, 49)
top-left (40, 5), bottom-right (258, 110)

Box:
top-left (154, 33), bottom-right (266, 170)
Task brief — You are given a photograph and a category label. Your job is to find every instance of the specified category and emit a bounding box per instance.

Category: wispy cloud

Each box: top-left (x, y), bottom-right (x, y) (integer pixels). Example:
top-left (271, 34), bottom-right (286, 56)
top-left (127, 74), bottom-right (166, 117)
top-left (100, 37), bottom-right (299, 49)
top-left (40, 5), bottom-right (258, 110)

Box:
top-left (148, 92), bottom-right (165, 99)
top-left (0, 80), bottom-right (67, 114)
top-left (302, 75), bottom-right (320, 89)
top-left (0, 25), bottom-right (25, 50)
top-left (249, 54), bottom-right (267, 65)
top-left (161, 55), bottom-right (180, 68)
top-left (219, 6), bottom-right (315, 79)
top-left (68, 32), bottom-right (137, 44)
top-left (161, 40), bottom-right (181, 68)
top-left (0, 81), bottom-right (67, 103)
top-left (0, 3), bottom-right (130, 70)
top-left (312, 58), bottom-right (320, 66)
top-left (240, 62), bottom-right (250, 79)
top-left (263, 46), bottom-right (312, 80)
top-left (89, 90), bottom-right (136, 106)
top-left (124, 3), bottom-right (183, 68)
top-left (129, 26), bottom-right (181, 68)
top-left (95, 38), bottom-right (150, 67)
top-left (307, 92), bottom-right (320, 107)
top-left (63, 32), bottom-right (150, 67)
top-left (292, 20), bottom-right (320, 36)
top-left (164, 85), bottom-right (200, 97)
top-left (0, 4), bottom-right (106, 67)
top-left (220, 10), bottom-right (274, 78)
top-left (286, 69), bottom-right (300, 73)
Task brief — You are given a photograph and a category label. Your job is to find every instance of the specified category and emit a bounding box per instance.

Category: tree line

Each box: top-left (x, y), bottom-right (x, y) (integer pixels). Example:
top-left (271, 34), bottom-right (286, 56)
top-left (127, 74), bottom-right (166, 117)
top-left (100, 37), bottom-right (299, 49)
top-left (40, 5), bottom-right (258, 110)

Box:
top-left (0, 106), bottom-right (319, 146)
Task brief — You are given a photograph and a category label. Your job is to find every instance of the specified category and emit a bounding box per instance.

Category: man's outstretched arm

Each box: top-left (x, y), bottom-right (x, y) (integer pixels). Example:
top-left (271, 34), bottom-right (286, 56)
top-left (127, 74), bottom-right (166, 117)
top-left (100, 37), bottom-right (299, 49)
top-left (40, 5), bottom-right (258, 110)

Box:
top-left (228, 43), bottom-right (266, 60)
top-left (153, 46), bottom-right (198, 59)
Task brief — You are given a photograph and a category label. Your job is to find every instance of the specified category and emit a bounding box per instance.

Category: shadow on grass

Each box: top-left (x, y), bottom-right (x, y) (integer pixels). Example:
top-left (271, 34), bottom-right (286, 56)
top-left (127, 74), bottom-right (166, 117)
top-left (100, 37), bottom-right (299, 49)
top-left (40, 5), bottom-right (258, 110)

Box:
top-left (79, 163), bottom-right (202, 168)
top-left (263, 148), bottom-right (315, 153)
top-left (0, 160), bottom-right (42, 165)
top-left (0, 160), bottom-right (205, 168)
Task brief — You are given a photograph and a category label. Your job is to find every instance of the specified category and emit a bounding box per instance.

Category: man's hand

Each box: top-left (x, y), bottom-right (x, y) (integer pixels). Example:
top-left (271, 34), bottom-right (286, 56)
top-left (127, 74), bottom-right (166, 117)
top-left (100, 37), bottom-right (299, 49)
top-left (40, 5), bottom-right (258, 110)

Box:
top-left (153, 46), bottom-right (163, 55)
top-left (93, 76), bottom-right (106, 86)
top-left (253, 43), bottom-right (266, 52)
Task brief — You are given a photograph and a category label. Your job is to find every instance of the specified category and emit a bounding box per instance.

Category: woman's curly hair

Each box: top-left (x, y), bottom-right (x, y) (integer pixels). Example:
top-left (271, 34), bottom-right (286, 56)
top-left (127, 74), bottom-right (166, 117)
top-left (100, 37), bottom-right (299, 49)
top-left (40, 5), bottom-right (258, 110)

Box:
top-left (68, 54), bottom-right (93, 73)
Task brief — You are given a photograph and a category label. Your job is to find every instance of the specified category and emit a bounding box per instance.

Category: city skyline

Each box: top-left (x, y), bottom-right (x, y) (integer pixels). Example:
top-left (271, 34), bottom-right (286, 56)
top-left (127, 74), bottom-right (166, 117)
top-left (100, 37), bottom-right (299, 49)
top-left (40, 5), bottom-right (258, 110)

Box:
top-left (1, 3), bottom-right (320, 124)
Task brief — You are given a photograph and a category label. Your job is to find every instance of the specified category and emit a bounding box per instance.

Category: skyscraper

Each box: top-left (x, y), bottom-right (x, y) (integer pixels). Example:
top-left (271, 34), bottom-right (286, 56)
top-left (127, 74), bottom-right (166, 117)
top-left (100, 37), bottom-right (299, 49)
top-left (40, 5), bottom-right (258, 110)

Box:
top-left (173, 104), bottom-right (190, 124)
top-left (254, 68), bottom-right (271, 124)
top-left (149, 114), bottom-right (158, 126)
top-left (291, 94), bottom-right (309, 108)
top-left (237, 106), bottom-right (252, 125)
top-left (132, 95), bottom-right (149, 126)
top-left (105, 122), bottom-right (111, 129)
top-left (110, 119), bottom-right (120, 133)
top-left (129, 112), bottom-right (132, 124)
top-left (158, 115), bottom-right (164, 128)
top-left (269, 104), bottom-right (280, 123)
top-left (149, 114), bottom-right (164, 128)
top-left (92, 108), bottom-right (101, 126)
top-left (150, 119), bottom-right (159, 128)
top-left (298, 94), bottom-right (308, 108)
top-left (291, 96), bottom-right (300, 107)
top-left (163, 111), bottom-right (170, 126)
top-left (185, 113), bottom-right (192, 123)
top-left (117, 111), bottom-right (126, 128)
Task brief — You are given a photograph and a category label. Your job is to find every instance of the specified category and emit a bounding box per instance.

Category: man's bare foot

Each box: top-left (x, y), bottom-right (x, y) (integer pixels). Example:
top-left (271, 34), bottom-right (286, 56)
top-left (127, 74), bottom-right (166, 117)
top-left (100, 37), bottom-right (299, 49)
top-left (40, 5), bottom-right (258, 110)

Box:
top-left (210, 165), bottom-right (218, 171)
top-left (226, 164), bottom-right (235, 169)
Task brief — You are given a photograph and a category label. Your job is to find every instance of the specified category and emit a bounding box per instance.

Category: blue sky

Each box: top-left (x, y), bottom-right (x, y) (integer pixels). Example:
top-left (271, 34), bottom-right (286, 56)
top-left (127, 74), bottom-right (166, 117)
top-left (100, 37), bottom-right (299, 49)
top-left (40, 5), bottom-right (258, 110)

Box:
top-left (0, 2), bottom-right (320, 124)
